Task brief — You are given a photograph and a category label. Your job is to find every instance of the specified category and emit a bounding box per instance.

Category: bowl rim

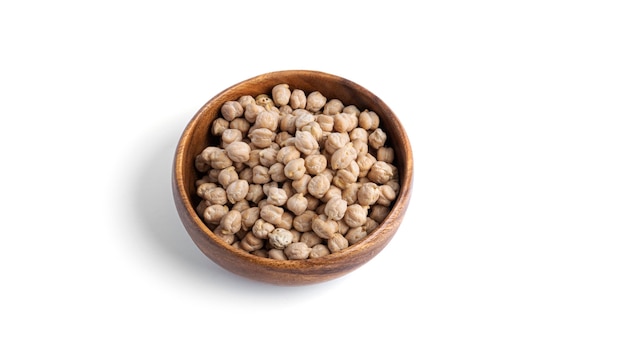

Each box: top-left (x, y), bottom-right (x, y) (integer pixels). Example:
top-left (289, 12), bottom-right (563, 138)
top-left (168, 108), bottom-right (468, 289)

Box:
top-left (173, 69), bottom-right (414, 271)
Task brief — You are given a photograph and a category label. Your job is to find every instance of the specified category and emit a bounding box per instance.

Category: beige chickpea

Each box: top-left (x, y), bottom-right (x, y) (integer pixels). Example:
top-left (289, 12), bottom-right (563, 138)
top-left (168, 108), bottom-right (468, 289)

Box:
top-left (363, 218), bottom-right (379, 234)
top-left (377, 184), bottom-right (397, 206)
top-left (211, 117), bottom-right (229, 136)
top-left (304, 154), bottom-right (327, 175)
top-left (286, 193), bottom-right (308, 216)
top-left (213, 226), bottom-right (236, 245)
top-left (345, 226), bottom-right (368, 245)
top-left (349, 127), bottom-right (369, 143)
top-left (333, 112), bottom-right (358, 133)
top-left (220, 210), bottom-right (242, 236)
top-left (196, 182), bottom-right (216, 198)
top-left (324, 132), bottom-right (350, 154)
top-left (251, 249), bottom-right (269, 258)
top-left (293, 130), bottom-right (319, 155)
top-left (240, 231), bottom-right (264, 252)
top-left (327, 233), bottom-right (349, 253)
top-left (249, 128), bottom-right (275, 148)
top-left (316, 114), bottom-right (334, 132)
top-left (281, 157), bottom-right (305, 180)
top-left (268, 228), bottom-right (294, 249)
top-left (323, 98), bottom-right (344, 115)
top-left (268, 248), bottom-right (287, 260)
top-left (330, 142), bottom-right (358, 170)
top-left (221, 100), bottom-right (244, 121)
top-left (258, 148), bottom-right (277, 167)
top-left (226, 179), bottom-right (249, 204)
top-left (245, 149), bottom-right (261, 168)
top-left (368, 128), bottom-right (387, 149)
top-left (279, 105), bottom-right (293, 115)
top-left (208, 149), bottom-right (233, 169)
top-left (240, 207), bottom-right (260, 230)
top-left (288, 174), bottom-right (309, 195)
top-left (351, 139), bottom-right (369, 157)
top-left (305, 194), bottom-right (320, 211)
top-left (343, 105), bottom-right (361, 116)
top-left (289, 89), bottom-right (307, 109)
top-left (238, 167), bottom-right (253, 183)
top-left (251, 218), bottom-right (275, 239)
top-left (332, 169), bottom-right (358, 189)
top-left (221, 128), bottom-right (243, 146)
top-left (356, 153), bottom-right (377, 178)
top-left (342, 182), bottom-right (361, 205)
top-left (195, 154), bottom-right (210, 173)
top-left (268, 163), bottom-right (287, 182)
top-left (202, 187), bottom-right (228, 205)
top-left (284, 242), bottom-right (311, 260)
top-left (292, 210), bottom-right (316, 232)
top-left (262, 181), bottom-right (279, 197)
top-left (309, 244), bottom-right (330, 258)
top-left (343, 204), bottom-right (368, 227)
top-left (276, 211), bottom-right (294, 230)
top-left (299, 231), bottom-right (323, 248)
top-left (386, 179), bottom-right (400, 193)
top-left (305, 91), bottom-right (327, 112)
top-left (369, 204), bottom-right (391, 223)
top-left (276, 145), bottom-right (300, 164)
top-left (224, 141), bottom-right (251, 164)
top-left (311, 214), bottom-right (338, 239)
top-left (260, 204), bottom-right (284, 225)
top-left (251, 165), bottom-right (270, 184)
top-left (254, 110), bottom-right (280, 131)
top-left (275, 131), bottom-right (293, 147)
top-left (324, 196), bottom-right (348, 221)
top-left (319, 168), bottom-right (335, 184)
top-left (368, 161), bottom-right (394, 184)
top-left (293, 109), bottom-right (316, 129)
top-left (229, 117), bottom-right (250, 135)
top-left (359, 110), bottom-right (380, 130)
top-left (217, 166), bottom-right (238, 188)
top-left (266, 187), bottom-right (288, 206)
top-left (300, 121), bottom-right (323, 143)
top-left (279, 113), bottom-right (297, 134)
top-left (203, 204), bottom-right (229, 224)
top-left (237, 95), bottom-right (256, 109)
top-left (357, 182), bottom-right (380, 206)
top-left (245, 184), bottom-right (264, 204)
top-left (337, 219), bottom-right (350, 235)
top-left (271, 83), bottom-right (291, 106)
top-left (307, 174), bottom-right (331, 199)
top-left (321, 185), bottom-right (342, 203)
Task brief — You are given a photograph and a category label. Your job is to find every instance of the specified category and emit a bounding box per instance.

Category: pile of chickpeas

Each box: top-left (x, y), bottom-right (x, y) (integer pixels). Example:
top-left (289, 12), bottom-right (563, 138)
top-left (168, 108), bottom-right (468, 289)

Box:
top-left (194, 84), bottom-right (399, 260)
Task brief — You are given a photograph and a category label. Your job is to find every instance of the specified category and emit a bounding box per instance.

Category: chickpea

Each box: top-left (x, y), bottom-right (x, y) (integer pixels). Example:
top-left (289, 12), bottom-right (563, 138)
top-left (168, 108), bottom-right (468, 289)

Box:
top-left (324, 196), bottom-right (347, 221)
top-left (309, 244), bottom-right (330, 258)
top-left (284, 242), bottom-right (311, 260)
top-left (268, 228), bottom-right (294, 249)
top-left (305, 91), bottom-right (327, 112)
top-left (283, 157), bottom-right (306, 180)
top-left (286, 193), bottom-right (308, 216)
top-left (327, 233), bottom-right (349, 253)
top-left (323, 98), bottom-right (344, 115)
top-left (343, 204), bottom-right (368, 228)
top-left (307, 174), bottom-right (331, 199)
top-left (272, 84), bottom-right (291, 106)
top-left (226, 179), bottom-right (249, 204)
top-left (211, 118), bottom-right (229, 136)
top-left (220, 210), bottom-right (242, 236)
top-left (289, 89), bottom-right (307, 109)
top-left (221, 101), bottom-right (244, 121)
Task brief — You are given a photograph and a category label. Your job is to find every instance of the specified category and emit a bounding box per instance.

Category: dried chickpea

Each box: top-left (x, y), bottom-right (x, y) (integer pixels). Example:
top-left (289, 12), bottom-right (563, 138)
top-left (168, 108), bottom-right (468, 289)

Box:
top-left (268, 248), bottom-right (287, 260)
top-left (238, 95), bottom-right (255, 109)
top-left (266, 187), bottom-right (288, 206)
top-left (220, 210), bottom-right (242, 236)
top-left (323, 98), bottom-right (344, 115)
top-left (368, 128), bottom-right (387, 150)
top-left (246, 184), bottom-right (264, 203)
top-left (203, 187), bottom-right (227, 205)
top-left (356, 153), bottom-right (377, 178)
top-left (268, 228), bottom-right (294, 249)
top-left (300, 231), bottom-right (323, 247)
top-left (221, 128), bottom-right (243, 146)
top-left (368, 161), bottom-right (394, 184)
top-left (311, 214), bottom-right (338, 239)
top-left (211, 118), bottom-right (229, 136)
top-left (333, 112), bottom-right (358, 133)
top-left (309, 244), bottom-right (330, 258)
top-left (343, 105), bottom-right (361, 117)
top-left (225, 141), bottom-right (251, 163)
top-left (324, 132), bottom-right (350, 154)
top-left (240, 232), bottom-right (264, 252)
top-left (230, 117), bottom-right (250, 135)
top-left (327, 233), bottom-right (349, 253)
top-left (208, 149), bottom-right (232, 169)
top-left (291, 174), bottom-right (311, 195)
top-left (251, 249), bottom-right (269, 258)
top-left (249, 128), bottom-right (275, 148)
top-left (203, 204), bottom-right (229, 224)
top-left (286, 193), bottom-right (308, 216)
top-left (343, 204), bottom-right (368, 228)
top-left (349, 127), bottom-right (369, 143)
top-left (293, 210), bottom-right (316, 232)
top-left (345, 226), bottom-right (368, 245)
top-left (290, 89), bottom-right (306, 109)
top-left (305, 91), bottom-right (327, 112)
top-left (284, 242), bottom-right (311, 260)
top-left (307, 174), bottom-right (331, 199)
top-left (357, 182), bottom-right (380, 206)
top-left (226, 179), bottom-right (249, 204)
top-left (217, 166), bottom-right (238, 188)
top-left (283, 157), bottom-right (306, 180)
top-left (213, 226), bottom-right (236, 245)
top-left (260, 204), bottom-right (284, 225)
top-left (254, 110), bottom-right (279, 131)
top-left (377, 184), bottom-right (397, 206)
top-left (268, 163), bottom-right (287, 182)
top-left (221, 101), bottom-right (244, 121)
top-left (271, 83), bottom-right (291, 106)
top-left (276, 145), bottom-right (300, 164)
top-left (359, 110), bottom-right (380, 130)
top-left (293, 130), bottom-right (319, 155)
top-left (333, 169), bottom-right (358, 190)
top-left (342, 182), bottom-right (361, 205)
top-left (330, 142), bottom-right (358, 170)
top-left (316, 114), bottom-right (334, 132)
top-left (369, 204), bottom-right (390, 223)
top-left (240, 207), bottom-right (260, 230)
top-left (324, 196), bottom-right (347, 221)
top-left (252, 218), bottom-right (275, 239)
top-left (304, 154), bottom-right (327, 175)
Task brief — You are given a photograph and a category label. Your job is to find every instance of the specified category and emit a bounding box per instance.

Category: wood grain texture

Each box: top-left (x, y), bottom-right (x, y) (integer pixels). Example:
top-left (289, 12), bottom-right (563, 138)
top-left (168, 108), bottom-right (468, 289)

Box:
top-left (172, 70), bottom-right (413, 285)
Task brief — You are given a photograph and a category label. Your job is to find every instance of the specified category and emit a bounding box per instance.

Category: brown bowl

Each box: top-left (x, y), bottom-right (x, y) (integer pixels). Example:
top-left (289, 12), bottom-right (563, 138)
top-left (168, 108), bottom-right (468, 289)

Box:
top-left (172, 70), bottom-right (413, 285)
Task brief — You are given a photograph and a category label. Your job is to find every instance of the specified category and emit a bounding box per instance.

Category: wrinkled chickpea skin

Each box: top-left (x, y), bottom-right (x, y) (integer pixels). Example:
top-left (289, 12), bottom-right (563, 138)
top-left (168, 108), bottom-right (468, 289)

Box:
top-left (193, 83), bottom-right (399, 259)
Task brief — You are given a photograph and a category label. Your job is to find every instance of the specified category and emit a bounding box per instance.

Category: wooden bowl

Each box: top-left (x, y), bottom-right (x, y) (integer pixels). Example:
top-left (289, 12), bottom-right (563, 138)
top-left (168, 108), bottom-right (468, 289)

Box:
top-left (172, 70), bottom-right (413, 285)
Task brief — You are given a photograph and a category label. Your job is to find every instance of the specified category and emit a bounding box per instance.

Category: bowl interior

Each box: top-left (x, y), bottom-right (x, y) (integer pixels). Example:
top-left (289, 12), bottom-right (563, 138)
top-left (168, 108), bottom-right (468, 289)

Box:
top-left (173, 70), bottom-right (413, 285)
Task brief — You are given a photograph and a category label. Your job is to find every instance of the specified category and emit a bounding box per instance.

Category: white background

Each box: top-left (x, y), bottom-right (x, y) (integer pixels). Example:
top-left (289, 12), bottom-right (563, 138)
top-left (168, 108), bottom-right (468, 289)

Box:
top-left (1, 1), bottom-right (625, 351)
